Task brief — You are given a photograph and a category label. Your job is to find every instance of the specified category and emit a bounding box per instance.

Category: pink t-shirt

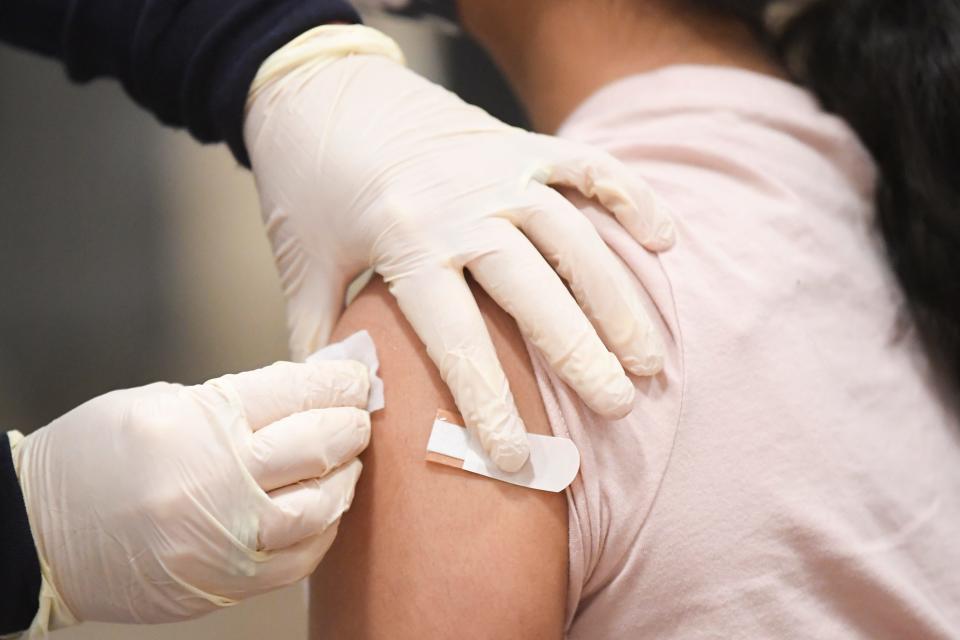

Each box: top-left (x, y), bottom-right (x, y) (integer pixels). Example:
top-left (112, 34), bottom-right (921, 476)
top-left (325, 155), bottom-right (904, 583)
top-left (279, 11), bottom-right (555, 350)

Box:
top-left (526, 66), bottom-right (960, 638)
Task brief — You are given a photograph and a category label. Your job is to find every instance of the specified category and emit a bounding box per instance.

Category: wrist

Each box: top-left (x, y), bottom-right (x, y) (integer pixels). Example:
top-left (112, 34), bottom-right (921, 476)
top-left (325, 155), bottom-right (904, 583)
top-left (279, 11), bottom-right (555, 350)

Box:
top-left (6, 431), bottom-right (23, 477)
top-left (246, 24), bottom-right (406, 118)
top-left (0, 432), bottom-right (41, 636)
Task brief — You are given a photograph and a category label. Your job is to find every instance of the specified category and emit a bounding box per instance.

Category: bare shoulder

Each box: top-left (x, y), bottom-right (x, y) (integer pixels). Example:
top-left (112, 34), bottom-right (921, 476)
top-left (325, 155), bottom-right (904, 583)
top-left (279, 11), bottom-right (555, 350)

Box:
top-left (309, 277), bottom-right (568, 640)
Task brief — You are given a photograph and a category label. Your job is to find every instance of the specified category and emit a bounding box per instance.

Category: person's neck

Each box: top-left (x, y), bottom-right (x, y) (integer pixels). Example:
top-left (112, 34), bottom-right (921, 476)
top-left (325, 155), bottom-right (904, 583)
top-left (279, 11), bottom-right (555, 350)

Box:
top-left (461, 1), bottom-right (786, 133)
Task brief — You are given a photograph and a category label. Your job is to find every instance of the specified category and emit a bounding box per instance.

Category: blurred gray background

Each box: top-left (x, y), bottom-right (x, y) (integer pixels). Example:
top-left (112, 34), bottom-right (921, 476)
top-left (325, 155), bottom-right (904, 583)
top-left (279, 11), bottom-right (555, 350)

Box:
top-left (0, 11), bottom-right (521, 640)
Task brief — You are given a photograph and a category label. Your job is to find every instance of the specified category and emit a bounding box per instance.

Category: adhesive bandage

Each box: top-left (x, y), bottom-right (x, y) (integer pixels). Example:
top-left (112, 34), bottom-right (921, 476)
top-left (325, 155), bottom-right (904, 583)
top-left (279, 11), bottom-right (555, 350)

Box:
top-left (426, 410), bottom-right (580, 493)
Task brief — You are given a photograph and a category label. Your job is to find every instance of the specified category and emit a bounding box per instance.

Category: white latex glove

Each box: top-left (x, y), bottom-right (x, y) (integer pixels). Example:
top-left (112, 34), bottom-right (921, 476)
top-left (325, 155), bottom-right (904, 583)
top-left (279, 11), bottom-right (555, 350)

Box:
top-left (245, 25), bottom-right (675, 473)
top-left (10, 360), bottom-right (370, 633)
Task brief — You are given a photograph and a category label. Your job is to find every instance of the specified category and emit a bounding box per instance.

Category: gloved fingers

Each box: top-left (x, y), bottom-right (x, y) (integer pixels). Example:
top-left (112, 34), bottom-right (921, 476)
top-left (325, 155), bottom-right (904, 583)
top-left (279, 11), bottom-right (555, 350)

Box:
top-left (277, 243), bottom-right (352, 361)
top-left (520, 185), bottom-right (665, 376)
top-left (242, 407), bottom-right (371, 492)
top-left (467, 222), bottom-right (636, 419)
top-left (259, 459), bottom-right (362, 551)
top-left (539, 138), bottom-right (676, 251)
top-left (387, 270), bottom-right (530, 473)
top-left (254, 521), bottom-right (342, 594)
top-left (216, 360), bottom-right (370, 431)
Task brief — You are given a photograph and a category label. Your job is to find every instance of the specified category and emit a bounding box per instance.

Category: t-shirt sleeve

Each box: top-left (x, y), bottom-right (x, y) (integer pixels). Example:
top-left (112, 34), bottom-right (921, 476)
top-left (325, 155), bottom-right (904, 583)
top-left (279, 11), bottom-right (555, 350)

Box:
top-left (0, 0), bottom-right (361, 165)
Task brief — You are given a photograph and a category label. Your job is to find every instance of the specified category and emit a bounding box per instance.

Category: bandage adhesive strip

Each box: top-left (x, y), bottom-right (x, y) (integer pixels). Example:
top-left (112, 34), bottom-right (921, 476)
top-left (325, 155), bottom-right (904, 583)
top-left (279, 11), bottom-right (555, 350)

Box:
top-left (426, 410), bottom-right (580, 493)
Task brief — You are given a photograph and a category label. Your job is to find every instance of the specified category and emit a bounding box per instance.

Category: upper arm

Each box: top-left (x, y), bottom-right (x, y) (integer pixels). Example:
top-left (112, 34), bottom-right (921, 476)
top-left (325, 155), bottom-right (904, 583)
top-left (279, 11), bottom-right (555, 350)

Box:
top-left (309, 277), bottom-right (568, 640)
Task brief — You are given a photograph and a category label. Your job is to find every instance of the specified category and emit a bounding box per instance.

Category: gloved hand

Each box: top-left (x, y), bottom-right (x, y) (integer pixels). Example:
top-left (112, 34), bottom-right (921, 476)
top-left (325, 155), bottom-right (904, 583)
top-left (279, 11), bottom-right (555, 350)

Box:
top-left (245, 25), bottom-right (675, 473)
top-left (10, 360), bottom-right (370, 633)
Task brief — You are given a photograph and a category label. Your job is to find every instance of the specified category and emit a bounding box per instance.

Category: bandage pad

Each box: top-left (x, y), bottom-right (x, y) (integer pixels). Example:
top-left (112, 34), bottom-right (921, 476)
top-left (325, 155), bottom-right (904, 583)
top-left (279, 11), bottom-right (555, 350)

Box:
top-left (425, 410), bottom-right (580, 493)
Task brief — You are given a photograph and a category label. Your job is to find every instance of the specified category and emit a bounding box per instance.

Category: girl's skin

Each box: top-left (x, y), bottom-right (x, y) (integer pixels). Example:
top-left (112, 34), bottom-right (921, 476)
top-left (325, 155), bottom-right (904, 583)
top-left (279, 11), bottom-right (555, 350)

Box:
top-left (309, 3), bottom-right (783, 638)
top-left (459, 0), bottom-right (783, 133)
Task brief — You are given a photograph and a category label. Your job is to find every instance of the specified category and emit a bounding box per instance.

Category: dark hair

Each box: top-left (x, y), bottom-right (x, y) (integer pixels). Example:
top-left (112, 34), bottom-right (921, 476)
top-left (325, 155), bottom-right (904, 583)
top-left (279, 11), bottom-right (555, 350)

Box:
top-left (696, 0), bottom-right (960, 389)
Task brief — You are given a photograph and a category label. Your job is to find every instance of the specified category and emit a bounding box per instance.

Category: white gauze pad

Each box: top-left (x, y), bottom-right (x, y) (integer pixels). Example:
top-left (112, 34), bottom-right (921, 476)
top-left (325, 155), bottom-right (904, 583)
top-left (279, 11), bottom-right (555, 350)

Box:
top-left (307, 330), bottom-right (385, 412)
top-left (426, 410), bottom-right (580, 493)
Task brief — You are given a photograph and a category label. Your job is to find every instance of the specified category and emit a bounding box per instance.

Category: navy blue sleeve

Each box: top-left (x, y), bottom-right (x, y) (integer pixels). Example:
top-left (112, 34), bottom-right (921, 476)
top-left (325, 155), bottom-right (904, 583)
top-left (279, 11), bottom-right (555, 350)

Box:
top-left (0, 0), bottom-right (362, 165)
top-left (0, 436), bottom-right (41, 635)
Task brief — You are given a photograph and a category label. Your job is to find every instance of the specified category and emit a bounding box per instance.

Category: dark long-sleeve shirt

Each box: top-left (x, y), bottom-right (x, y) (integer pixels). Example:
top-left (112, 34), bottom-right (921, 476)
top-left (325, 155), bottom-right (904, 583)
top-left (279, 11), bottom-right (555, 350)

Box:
top-left (0, 437), bottom-right (40, 635)
top-left (0, 432), bottom-right (40, 635)
top-left (0, 0), bottom-right (362, 165)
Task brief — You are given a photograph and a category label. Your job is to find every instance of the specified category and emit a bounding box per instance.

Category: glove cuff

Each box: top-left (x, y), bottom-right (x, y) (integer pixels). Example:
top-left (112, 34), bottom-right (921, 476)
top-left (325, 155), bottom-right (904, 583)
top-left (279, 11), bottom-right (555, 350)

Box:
top-left (6, 431), bottom-right (23, 450)
top-left (0, 433), bottom-right (39, 637)
top-left (25, 572), bottom-right (78, 638)
top-left (247, 24), bottom-right (406, 113)
top-left (8, 432), bottom-right (79, 637)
